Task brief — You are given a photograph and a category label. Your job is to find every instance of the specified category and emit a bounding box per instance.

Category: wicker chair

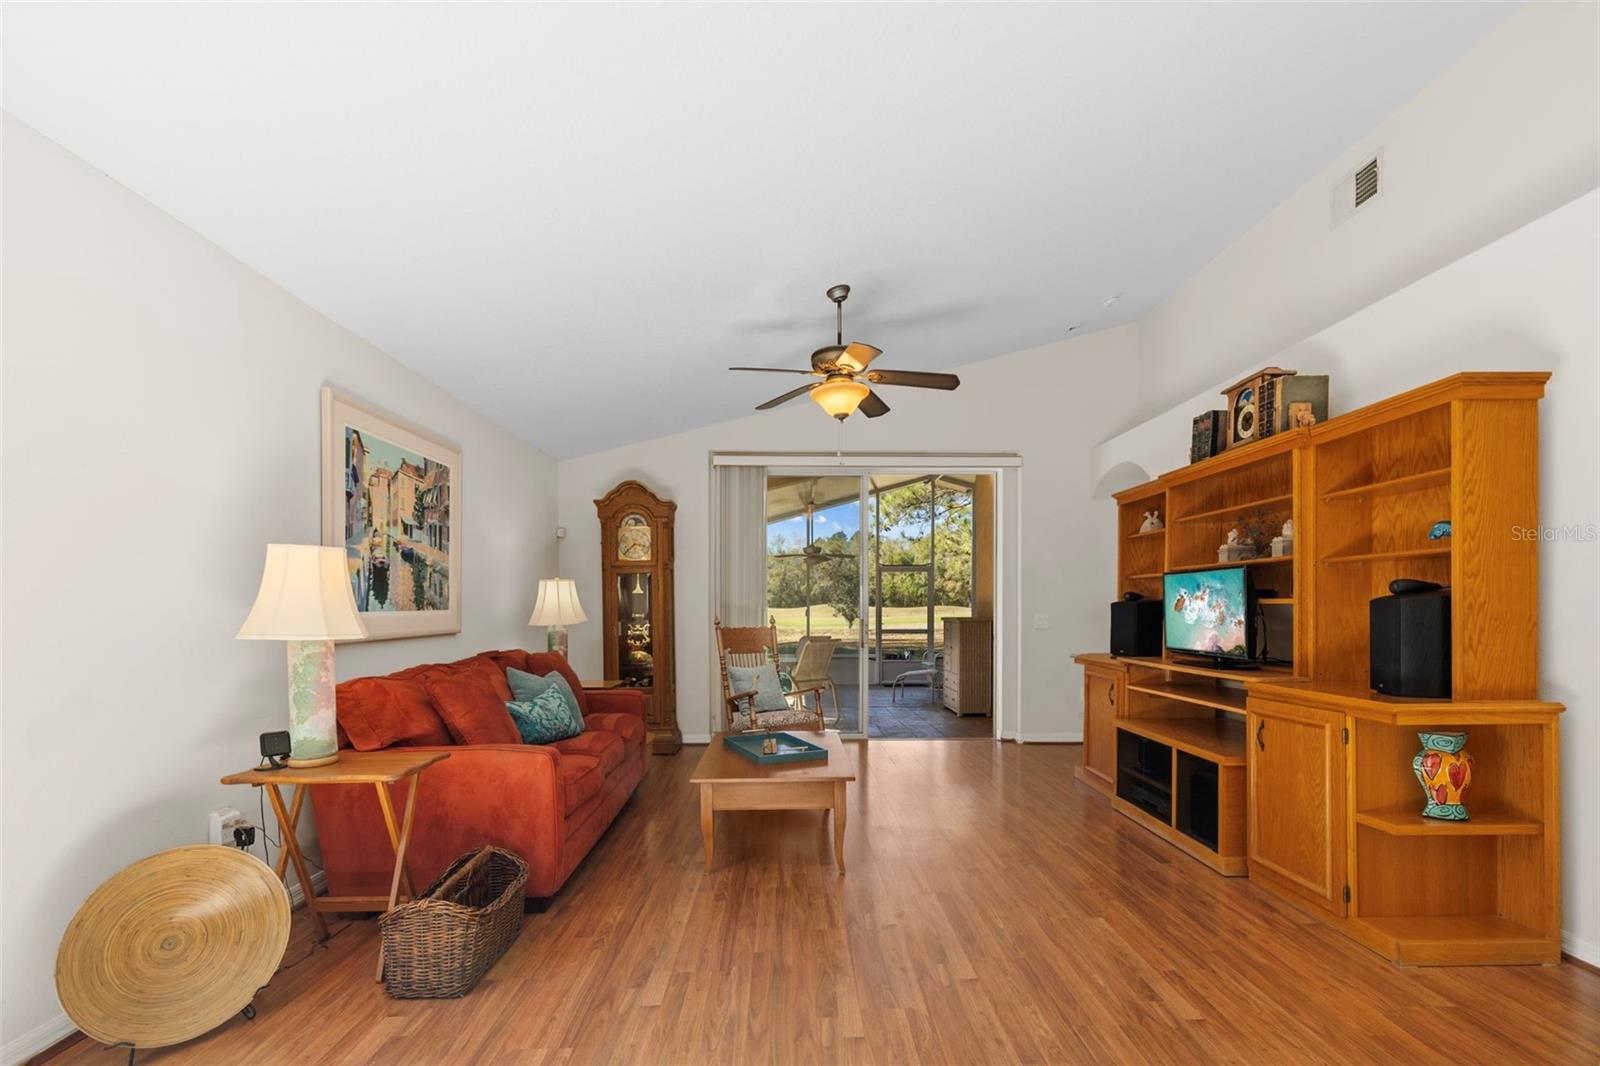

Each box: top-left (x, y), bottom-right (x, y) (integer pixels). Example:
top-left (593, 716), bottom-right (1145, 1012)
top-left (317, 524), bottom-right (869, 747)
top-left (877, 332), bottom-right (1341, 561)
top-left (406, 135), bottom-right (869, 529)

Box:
top-left (787, 636), bottom-right (841, 723)
top-left (715, 617), bottom-right (826, 734)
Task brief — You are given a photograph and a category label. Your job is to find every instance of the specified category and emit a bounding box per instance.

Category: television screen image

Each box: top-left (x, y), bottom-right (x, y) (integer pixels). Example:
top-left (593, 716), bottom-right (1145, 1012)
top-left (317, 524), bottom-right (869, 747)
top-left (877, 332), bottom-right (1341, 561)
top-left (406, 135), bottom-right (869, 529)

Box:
top-left (1163, 567), bottom-right (1251, 661)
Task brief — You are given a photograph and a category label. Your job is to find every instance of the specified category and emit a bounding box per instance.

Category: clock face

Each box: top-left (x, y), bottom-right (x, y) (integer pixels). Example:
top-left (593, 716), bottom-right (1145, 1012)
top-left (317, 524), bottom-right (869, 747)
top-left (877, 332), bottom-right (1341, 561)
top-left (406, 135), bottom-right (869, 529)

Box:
top-left (617, 514), bottom-right (652, 562)
top-left (1233, 386), bottom-right (1257, 442)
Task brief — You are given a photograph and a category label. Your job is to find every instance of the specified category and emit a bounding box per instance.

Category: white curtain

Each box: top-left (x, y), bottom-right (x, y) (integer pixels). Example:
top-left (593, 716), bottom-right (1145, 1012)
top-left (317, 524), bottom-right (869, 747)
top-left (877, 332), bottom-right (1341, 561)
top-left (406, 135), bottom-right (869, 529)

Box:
top-left (714, 465), bottom-right (767, 627)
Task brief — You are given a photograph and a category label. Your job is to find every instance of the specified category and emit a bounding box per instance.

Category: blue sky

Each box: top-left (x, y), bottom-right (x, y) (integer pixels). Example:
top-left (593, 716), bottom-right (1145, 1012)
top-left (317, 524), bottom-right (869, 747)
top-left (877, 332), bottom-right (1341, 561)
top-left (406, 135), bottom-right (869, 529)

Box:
top-left (768, 499), bottom-right (862, 550)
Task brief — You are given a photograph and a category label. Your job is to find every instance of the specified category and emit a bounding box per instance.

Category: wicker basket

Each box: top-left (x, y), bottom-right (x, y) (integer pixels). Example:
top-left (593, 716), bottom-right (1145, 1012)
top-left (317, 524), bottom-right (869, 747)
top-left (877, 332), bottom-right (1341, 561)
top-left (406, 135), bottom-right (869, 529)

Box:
top-left (379, 846), bottom-right (527, 998)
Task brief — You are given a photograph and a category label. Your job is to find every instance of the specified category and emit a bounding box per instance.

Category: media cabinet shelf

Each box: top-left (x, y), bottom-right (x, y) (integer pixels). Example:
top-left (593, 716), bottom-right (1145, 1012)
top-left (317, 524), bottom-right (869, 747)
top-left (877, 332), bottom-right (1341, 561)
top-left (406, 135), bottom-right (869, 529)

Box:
top-left (1321, 467), bottom-right (1451, 502)
top-left (1091, 372), bottom-right (1562, 967)
top-left (1319, 547), bottom-right (1451, 565)
top-left (1173, 492), bottom-right (1294, 523)
top-left (1166, 555), bottom-right (1292, 573)
top-left (1127, 528), bottom-right (1166, 539)
top-left (1353, 802), bottom-right (1541, 837)
top-left (1117, 715), bottom-right (1246, 765)
top-left (1126, 680), bottom-right (1247, 715)
top-left (1116, 655), bottom-right (1300, 683)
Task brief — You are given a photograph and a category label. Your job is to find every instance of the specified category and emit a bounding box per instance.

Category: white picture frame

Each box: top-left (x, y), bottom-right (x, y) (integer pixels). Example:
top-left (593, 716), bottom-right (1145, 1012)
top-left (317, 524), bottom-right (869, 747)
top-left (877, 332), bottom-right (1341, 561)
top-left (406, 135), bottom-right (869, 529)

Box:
top-left (321, 386), bottom-right (462, 640)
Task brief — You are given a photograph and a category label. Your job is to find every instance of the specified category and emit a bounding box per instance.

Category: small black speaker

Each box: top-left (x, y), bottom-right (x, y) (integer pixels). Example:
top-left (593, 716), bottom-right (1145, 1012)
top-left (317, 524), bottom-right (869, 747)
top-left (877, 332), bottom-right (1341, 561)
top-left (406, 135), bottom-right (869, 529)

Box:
top-left (1110, 594), bottom-right (1163, 657)
top-left (1370, 586), bottom-right (1451, 697)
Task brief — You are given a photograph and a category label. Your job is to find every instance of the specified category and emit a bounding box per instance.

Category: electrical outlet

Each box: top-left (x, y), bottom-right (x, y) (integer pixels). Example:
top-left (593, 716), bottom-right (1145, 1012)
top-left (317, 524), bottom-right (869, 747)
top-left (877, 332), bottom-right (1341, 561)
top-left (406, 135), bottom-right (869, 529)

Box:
top-left (1033, 613), bottom-right (1050, 630)
top-left (209, 806), bottom-right (248, 846)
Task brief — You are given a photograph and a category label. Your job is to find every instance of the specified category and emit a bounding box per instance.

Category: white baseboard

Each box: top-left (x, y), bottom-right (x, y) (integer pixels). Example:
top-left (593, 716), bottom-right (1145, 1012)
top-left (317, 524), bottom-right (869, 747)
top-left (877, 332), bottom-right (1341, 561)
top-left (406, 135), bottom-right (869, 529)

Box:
top-left (288, 869), bottom-right (328, 909)
top-left (1015, 733), bottom-right (1082, 743)
top-left (1563, 928), bottom-right (1600, 968)
top-left (4, 1013), bottom-right (77, 1066)
top-left (681, 734), bottom-right (712, 745)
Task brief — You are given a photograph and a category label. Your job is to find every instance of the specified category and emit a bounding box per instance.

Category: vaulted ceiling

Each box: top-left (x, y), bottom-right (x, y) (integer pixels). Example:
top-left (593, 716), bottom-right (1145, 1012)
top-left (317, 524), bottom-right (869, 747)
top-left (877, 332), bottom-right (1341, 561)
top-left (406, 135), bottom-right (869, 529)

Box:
top-left (3, 2), bottom-right (1514, 457)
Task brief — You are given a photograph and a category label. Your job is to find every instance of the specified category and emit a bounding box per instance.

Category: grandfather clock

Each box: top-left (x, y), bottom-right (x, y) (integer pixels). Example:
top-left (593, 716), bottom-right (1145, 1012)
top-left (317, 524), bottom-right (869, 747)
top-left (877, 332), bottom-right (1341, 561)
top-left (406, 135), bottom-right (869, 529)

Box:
top-left (595, 481), bottom-right (680, 755)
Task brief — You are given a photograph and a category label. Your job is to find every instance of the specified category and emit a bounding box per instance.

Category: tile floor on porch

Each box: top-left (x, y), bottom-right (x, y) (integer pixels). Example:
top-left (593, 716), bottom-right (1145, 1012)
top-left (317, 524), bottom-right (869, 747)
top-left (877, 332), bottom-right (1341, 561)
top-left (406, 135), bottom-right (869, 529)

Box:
top-left (846, 684), bottom-right (994, 738)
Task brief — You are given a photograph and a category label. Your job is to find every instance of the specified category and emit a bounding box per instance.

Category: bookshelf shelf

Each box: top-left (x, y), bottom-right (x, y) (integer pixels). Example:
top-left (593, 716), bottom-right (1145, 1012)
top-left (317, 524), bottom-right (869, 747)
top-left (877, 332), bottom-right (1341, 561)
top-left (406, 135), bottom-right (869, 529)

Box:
top-left (1320, 547), bottom-right (1450, 565)
top-left (1174, 493), bottom-right (1294, 523)
top-left (1322, 467), bottom-right (1450, 502)
top-left (1354, 802), bottom-right (1540, 837)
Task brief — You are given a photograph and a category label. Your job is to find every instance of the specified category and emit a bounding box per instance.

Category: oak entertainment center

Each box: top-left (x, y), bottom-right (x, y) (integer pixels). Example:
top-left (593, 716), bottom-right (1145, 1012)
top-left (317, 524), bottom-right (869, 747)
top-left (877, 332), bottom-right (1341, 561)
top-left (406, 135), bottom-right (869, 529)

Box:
top-left (1075, 372), bottom-right (1563, 966)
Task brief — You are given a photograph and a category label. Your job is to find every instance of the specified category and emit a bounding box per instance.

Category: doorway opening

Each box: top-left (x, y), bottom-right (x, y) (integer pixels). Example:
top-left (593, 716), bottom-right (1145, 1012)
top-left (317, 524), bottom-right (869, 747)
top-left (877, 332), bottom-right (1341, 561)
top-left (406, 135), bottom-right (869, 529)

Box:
top-left (764, 470), bottom-right (997, 738)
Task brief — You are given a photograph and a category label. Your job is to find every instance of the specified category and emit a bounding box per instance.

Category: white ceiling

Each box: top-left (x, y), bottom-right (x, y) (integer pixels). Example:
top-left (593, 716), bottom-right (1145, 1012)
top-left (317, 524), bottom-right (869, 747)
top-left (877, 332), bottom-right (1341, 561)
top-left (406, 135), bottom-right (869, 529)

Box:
top-left (3, 2), bottom-right (1514, 458)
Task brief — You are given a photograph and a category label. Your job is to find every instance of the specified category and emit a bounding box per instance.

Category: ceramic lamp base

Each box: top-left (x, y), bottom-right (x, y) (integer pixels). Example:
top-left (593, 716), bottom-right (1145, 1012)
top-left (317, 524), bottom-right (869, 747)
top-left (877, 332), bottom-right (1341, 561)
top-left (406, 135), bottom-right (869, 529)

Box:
top-left (286, 753), bottom-right (340, 769)
top-left (286, 639), bottom-right (340, 766)
top-left (548, 624), bottom-right (569, 658)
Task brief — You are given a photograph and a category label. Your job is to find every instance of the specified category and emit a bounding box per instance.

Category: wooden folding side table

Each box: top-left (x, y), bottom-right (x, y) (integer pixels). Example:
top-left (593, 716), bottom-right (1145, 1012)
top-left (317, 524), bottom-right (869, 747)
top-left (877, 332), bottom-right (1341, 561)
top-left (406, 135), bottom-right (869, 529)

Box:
top-left (221, 750), bottom-right (448, 979)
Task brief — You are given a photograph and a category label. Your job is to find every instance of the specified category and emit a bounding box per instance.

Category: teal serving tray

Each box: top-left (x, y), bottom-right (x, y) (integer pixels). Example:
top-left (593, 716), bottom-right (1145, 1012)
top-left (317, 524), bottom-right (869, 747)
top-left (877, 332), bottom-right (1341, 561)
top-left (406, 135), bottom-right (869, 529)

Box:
top-left (724, 731), bottom-right (828, 766)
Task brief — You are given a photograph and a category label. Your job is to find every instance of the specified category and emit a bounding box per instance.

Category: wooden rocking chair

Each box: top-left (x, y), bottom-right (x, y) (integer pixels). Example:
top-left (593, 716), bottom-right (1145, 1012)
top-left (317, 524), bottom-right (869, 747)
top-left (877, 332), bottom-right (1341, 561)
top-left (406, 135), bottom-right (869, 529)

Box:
top-left (715, 617), bottom-right (827, 734)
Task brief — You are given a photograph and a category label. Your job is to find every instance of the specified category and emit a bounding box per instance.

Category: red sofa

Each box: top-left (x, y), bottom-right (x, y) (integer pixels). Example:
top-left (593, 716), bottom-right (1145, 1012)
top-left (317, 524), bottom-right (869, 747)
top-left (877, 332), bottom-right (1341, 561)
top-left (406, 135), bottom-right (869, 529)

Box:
top-left (310, 649), bottom-right (647, 900)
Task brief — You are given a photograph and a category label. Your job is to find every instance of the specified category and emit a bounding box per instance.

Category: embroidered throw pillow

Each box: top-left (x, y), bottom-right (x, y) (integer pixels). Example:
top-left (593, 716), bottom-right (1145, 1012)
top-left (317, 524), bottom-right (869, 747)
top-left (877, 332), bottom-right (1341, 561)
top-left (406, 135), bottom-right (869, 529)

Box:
top-left (726, 662), bottom-right (791, 712)
top-left (505, 666), bottom-right (585, 729)
top-left (506, 686), bottom-right (583, 745)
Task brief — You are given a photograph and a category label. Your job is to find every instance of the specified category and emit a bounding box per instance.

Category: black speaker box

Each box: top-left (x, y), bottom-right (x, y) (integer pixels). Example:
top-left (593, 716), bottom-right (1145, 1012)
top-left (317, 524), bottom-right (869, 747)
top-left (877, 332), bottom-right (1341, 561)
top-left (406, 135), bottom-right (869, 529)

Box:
top-left (1110, 596), bottom-right (1163, 657)
top-left (1370, 588), bottom-right (1451, 698)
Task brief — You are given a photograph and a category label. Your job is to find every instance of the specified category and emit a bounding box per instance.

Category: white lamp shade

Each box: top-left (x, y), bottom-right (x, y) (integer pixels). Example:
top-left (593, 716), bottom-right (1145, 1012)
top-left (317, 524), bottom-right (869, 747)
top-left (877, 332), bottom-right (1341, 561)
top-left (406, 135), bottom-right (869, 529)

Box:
top-left (529, 577), bottom-right (587, 627)
top-left (237, 544), bottom-right (369, 641)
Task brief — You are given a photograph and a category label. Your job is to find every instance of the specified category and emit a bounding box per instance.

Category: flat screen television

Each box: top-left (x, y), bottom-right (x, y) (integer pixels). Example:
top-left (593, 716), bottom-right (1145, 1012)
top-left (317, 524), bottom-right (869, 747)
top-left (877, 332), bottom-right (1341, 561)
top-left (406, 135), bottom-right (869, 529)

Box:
top-left (1162, 566), bottom-right (1254, 664)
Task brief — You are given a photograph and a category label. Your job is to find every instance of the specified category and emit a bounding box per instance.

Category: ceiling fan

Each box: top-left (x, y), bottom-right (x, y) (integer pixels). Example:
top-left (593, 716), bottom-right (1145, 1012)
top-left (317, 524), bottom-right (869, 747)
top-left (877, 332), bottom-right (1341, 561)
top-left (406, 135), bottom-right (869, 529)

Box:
top-left (731, 284), bottom-right (961, 420)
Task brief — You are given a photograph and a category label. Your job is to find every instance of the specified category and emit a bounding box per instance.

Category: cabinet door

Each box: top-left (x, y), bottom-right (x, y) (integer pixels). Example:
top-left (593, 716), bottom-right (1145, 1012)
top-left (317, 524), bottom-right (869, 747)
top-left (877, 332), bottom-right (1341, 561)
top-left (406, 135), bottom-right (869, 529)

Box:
top-left (1247, 698), bottom-right (1346, 916)
top-left (1082, 668), bottom-right (1120, 786)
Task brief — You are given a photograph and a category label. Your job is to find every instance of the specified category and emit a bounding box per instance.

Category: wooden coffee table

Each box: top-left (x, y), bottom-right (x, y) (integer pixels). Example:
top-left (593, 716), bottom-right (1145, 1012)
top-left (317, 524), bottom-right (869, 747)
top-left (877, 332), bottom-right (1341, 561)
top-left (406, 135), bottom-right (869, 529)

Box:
top-left (691, 730), bottom-right (856, 872)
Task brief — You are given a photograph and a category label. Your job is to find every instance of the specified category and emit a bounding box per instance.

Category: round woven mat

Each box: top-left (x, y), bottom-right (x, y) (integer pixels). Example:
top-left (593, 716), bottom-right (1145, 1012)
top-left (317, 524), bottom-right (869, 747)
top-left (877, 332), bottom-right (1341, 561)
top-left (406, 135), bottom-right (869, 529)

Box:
top-left (55, 845), bottom-right (291, 1049)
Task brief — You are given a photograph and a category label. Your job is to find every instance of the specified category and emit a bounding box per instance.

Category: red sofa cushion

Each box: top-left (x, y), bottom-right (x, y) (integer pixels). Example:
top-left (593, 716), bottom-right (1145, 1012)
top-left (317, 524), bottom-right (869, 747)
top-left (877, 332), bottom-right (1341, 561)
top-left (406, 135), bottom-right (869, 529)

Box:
top-left (552, 730), bottom-right (626, 776)
top-left (559, 754), bottom-right (604, 813)
top-left (483, 649), bottom-right (533, 675)
top-left (585, 712), bottom-right (645, 753)
top-left (335, 677), bottom-right (452, 751)
top-left (422, 673), bottom-right (519, 746)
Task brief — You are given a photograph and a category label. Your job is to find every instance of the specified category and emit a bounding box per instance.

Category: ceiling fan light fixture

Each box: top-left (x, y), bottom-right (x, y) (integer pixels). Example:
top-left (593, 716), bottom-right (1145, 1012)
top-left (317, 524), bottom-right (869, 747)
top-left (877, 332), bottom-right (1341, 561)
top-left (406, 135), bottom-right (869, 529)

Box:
top-left (811, 377), bottom-right (870, 420)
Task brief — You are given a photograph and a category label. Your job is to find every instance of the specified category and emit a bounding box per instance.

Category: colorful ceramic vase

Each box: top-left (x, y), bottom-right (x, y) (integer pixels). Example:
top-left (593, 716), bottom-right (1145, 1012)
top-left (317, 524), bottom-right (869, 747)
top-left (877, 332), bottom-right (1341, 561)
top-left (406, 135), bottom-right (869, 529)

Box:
top-left (1413, 731), bottom-right (1473, 820)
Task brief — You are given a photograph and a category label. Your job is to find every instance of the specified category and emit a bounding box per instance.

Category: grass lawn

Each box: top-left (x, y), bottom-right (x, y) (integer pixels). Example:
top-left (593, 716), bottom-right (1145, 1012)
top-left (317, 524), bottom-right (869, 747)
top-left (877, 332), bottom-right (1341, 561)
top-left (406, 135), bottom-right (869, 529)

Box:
top-left (768, 604), bottom-right (971, 648)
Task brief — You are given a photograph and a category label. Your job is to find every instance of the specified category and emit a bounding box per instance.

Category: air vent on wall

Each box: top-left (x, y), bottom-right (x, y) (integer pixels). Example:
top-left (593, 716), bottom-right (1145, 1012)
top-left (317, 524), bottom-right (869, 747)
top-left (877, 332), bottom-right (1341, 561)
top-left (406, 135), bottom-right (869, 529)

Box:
top-left (1331, 150), bottom-right (1382, 227)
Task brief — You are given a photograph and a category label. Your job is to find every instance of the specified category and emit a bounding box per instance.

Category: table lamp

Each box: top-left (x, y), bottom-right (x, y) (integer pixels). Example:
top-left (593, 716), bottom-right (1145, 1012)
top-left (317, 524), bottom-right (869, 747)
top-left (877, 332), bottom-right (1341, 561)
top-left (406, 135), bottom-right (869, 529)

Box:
top-left (529, 577), bottom-right (586, 658)
top-left (237, 544), bottom-right (368, 767)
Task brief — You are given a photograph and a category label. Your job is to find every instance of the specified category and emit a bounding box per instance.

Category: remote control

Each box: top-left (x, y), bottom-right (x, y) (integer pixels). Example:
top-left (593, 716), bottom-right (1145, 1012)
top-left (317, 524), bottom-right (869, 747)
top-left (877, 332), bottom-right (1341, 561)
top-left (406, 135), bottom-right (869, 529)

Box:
top-left (1389, 578), bottom-right (1443, 596)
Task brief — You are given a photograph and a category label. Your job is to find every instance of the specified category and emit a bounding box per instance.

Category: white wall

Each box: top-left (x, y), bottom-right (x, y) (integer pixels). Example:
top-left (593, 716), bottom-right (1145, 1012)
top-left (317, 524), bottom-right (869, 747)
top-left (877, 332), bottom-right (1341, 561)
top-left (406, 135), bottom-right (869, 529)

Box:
top-left (1094, 190), bottom-right (1600, 965)
top-left (1131, 1), bottom-right (1600, 426)
top-left (557, 324), bottom-right (1141, 744)
top-left (0, 117), bottom-right (560, 1059)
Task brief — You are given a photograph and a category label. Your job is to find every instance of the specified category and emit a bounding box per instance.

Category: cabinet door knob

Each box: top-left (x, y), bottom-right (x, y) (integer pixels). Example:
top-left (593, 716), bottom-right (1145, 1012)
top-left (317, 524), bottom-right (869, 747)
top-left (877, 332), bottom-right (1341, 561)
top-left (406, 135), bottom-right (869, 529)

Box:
top-left (1108, 684), bottom-right (1116, 706)
top-left (1256, 720), bottom-right (1266, 751)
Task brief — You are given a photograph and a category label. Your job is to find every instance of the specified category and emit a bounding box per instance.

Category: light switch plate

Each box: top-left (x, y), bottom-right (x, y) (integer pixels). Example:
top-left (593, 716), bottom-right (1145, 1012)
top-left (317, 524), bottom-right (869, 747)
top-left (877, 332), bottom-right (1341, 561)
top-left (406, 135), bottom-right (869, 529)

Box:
top-left (1032, 613), bottom-right (1050, 630)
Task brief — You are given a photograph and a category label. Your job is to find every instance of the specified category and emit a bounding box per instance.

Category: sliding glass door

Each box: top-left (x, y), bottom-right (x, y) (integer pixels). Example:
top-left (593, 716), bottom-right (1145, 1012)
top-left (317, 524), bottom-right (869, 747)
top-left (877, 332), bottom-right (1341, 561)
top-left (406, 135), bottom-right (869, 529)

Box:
top-left (764, 469), bottom-right (990, 739)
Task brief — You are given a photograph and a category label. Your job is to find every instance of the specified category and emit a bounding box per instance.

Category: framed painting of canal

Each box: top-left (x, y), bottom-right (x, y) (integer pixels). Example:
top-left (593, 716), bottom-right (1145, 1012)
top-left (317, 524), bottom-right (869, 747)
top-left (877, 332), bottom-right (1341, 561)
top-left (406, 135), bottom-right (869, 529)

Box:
top-left (321, 387), bottom-right (461, 640)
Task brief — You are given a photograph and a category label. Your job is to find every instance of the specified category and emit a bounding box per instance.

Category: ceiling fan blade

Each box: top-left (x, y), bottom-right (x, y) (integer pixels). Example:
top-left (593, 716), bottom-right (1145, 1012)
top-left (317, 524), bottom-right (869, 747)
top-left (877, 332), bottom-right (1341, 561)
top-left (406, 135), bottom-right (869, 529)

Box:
top-left (864, 369), bottom-right (961, 390)
top-left (837, 342), bottom-right (883, 373)
top-left (859, 390), bottom-right (890, 418)
top-left (756, 383), bottom-right (819, 410)
top-left (730, 366), bottom-right (817, 375)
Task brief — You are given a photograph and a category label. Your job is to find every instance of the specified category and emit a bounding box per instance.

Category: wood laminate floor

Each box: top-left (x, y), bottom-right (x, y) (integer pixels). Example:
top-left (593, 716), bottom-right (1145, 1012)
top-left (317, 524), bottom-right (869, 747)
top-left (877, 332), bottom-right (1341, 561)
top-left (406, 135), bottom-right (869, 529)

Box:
top-left (44, 741), bottom-right (1600, 1065)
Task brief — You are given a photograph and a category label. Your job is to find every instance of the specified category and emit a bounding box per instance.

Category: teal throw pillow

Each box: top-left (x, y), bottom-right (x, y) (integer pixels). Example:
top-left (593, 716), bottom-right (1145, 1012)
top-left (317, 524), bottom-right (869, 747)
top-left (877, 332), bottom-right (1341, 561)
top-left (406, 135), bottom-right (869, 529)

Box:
top-left (506, 666), bottom-right (585, 729)
top-left (726, 662), bottom-right (791, 712)
top-left (506, 686), bottom-right (582, 745)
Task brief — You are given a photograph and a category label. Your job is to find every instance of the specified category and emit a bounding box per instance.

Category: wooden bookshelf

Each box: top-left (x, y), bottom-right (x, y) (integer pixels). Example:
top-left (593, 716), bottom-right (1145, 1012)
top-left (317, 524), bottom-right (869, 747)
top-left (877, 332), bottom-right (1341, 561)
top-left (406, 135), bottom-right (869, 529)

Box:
top-left (1092, 372), bottom-right (1561, 966)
